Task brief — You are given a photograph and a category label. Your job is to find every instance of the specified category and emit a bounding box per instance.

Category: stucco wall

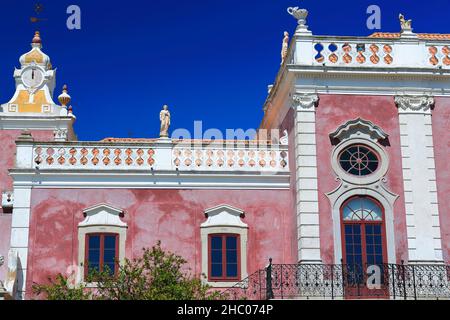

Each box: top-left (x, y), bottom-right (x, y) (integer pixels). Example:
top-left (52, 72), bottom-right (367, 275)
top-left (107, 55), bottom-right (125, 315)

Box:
top-left (0, 129), bottom-right (53, 283)
top-left (432, 98), bottom-right (450, 264)
top-left (315, 94), bottom-right (408, 264)
top-left (25, 188), bottom-right (295, 297)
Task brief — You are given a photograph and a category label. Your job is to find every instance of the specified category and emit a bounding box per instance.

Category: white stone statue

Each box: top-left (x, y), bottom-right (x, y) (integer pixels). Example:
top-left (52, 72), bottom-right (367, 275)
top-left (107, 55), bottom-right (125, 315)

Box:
top-left (399, 14), bottom-right (412, 32)
top-left (281, 31), bottom-right (289, 65)
top-left (159, 105), bottom-right (171, 138)
top-left (4, 250), bottom-right (18, 298)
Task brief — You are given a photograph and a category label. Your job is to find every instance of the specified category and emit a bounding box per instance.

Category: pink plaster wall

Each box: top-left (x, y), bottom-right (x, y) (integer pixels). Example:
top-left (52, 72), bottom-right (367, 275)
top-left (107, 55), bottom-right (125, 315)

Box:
top-left (25, 188), bottom-right (295, 298)
top-left (315, 95), bottom-right (408, 264)
top-left (280, 108), bottom-right (299, 262)
top-left (0, 130), bottom-right (54, 282)
top-left (432, 98), bottom-right (450, 264)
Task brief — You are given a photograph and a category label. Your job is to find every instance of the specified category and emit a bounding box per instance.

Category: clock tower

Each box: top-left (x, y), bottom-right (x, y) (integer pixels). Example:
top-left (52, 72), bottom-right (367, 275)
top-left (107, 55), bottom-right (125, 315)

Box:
top-left (0, 31), bottom-right (78, 211)
top-left (0, 31), bottom-right (76, 140)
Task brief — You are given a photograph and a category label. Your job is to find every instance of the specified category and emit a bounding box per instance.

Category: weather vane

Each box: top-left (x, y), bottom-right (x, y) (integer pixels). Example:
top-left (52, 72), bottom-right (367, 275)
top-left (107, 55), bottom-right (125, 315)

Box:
top-left (30, 3), bottom-right (48, 23)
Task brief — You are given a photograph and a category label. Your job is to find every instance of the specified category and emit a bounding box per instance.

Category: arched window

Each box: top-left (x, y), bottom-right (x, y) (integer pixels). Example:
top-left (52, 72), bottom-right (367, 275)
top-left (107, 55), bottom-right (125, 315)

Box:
top-left (341, 196), bottom-right (389, 297)
top-left (341, 196), bottom-right (387, 268)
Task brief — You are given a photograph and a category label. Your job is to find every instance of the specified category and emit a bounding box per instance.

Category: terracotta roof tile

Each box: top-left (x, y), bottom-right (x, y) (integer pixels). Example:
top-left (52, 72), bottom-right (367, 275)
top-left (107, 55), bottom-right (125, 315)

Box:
top-left (369, 32), bottom-right (450, 40)
top-left (101, 138), bottom-right (273, 144)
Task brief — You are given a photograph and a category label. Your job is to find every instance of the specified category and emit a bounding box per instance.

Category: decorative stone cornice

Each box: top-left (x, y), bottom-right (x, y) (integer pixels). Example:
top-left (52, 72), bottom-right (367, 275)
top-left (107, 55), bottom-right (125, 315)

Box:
top-left (292, 93), bottom-right (319, 110)
top-left (329, 118), bottom-right (389, 143)
top-left (395, 95), bottom-right (435, 113)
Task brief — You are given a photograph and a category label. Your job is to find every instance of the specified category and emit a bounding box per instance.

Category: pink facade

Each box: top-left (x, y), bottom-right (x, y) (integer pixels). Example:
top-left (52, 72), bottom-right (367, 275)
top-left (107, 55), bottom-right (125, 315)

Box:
top-left (0, 130), bottom-right (54, 282)
top-left (314, 95), bottom-right (409, 264)
top-left (432, 97), bottom-right (450, 263)
top-left (25, 189), bottom-right (295, 297)
top-left (1, 13), bottom-right (450, 301)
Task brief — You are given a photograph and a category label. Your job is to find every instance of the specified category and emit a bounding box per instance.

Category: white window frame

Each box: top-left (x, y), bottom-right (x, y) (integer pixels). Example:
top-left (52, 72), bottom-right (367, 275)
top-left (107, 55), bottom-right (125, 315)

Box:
top-left (200, 204), bottom-right (248, 288)
top-left (77, 203), bottom-right (127, 285)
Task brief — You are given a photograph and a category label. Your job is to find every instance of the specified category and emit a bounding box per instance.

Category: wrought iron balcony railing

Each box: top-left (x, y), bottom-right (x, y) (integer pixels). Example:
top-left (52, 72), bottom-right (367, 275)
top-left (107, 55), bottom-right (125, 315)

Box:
top-left (223, 259), bottom-right (450, 300)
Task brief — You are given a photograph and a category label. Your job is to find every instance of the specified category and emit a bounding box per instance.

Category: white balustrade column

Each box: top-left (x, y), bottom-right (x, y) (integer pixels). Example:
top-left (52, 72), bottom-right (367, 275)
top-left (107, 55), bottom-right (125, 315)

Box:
top-left (395, 96), bottom-right (443, 263)
top-left (292, 93), bottom-right (321, 263)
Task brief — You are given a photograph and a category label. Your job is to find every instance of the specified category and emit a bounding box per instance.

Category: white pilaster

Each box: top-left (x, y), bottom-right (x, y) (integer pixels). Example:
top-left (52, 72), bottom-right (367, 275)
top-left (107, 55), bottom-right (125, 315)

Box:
top-left (395, 95), bottom-right (443, 263)
top-left (9, 132), bottom-right (35, 298)
top-left (9, 187), bottom-right (31, 298)
top-left (292, 93), bottom-right (321, 263)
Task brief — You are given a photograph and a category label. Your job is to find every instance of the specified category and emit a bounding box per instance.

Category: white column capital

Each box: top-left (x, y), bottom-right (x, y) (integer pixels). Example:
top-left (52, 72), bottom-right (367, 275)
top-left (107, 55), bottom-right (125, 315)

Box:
top-left (395, 95), bottom-right (435, 114)
top-left (292, 93), bottom-right (319, 111)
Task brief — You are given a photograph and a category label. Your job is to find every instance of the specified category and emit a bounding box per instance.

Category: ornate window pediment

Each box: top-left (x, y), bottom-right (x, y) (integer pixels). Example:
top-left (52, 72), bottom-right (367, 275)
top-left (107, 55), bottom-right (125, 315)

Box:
top-left (329, 118), bottom-right (389, 145)
top-left (79, 203), bottom-right (126, 228)
top-left (201, 204), bottom-right (247, 228)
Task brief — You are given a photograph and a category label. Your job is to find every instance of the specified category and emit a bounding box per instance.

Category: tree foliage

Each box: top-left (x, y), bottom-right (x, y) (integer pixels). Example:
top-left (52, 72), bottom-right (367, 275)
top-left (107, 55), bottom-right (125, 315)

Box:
top-left (32, 241), bottom-right (223, 300)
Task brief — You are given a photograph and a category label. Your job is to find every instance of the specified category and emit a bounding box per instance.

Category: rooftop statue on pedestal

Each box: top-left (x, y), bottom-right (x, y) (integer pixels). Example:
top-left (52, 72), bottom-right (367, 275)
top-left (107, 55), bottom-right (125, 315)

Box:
top-left (281, 31), bottom-right (289, 65)
top-left (399, 14), bottom-right (413, 33)
top-left (159, 105), bottom-right (171, 138)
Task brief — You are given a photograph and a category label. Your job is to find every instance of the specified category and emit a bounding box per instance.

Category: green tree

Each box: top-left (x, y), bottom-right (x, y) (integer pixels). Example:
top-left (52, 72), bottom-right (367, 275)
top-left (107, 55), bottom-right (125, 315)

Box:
top-left (32, 241), bottom-right (224, 300)
top-left (32, 274), bottom-right (92, 300)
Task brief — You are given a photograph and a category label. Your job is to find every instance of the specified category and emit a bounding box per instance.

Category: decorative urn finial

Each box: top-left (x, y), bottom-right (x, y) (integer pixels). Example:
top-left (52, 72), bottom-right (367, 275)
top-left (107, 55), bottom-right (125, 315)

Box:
top-left (399, 13), bottom-right (413, 33)
top-left (58, 85), bottom-right (71, 107)
top-left (287, 6), bottom-right (310, 34)
top-left (32, 31), bottom-right (42, 47)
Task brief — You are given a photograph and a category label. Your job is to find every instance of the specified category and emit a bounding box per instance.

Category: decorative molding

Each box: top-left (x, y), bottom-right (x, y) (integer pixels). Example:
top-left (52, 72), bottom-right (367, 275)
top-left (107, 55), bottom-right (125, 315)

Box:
top-left (79, 203), bottom-right (126, 228)
top-left (201, 204), bottom-right (247, 229)
top-left (53, 128), bottom-right (68, 142)
top-left (326, 181), bottom-right (399, 264)
top-left (201, 204), bottom-right (248, 287)
top-left (329, 118), bottom-right (389, 143)
top-left (291, 94), bottom-right (319, 110)
top-left (1, 191), bottom-right (14, 209)
top-left (395, 95), bottom-right (435, 113)
top-left (330, 136), bottom-right (389, 186)
top-left (77, 204), bottom-right (127, 284)
top-left (10, 170), bottom-right (290, 190)
top-left (279, 130), bottom-right (289, 145)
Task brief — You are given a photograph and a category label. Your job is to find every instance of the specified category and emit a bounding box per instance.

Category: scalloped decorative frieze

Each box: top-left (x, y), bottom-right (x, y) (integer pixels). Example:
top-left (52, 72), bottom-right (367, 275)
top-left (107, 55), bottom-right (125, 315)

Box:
top-left (395, 95), bottom-right (435, 113)
top-left (329, 117), bottom-right (389, 143)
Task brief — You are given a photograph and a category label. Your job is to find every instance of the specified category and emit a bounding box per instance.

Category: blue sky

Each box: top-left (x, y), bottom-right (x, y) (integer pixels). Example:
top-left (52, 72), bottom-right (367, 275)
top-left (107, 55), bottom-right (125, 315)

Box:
top-left (0, 0), bottom-right (448, 141)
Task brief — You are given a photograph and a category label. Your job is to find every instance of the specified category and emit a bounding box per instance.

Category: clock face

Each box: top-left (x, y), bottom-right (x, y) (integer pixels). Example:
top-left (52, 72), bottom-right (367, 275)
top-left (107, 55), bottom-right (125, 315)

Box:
top-left (22, 67), bottom-right (44, 88)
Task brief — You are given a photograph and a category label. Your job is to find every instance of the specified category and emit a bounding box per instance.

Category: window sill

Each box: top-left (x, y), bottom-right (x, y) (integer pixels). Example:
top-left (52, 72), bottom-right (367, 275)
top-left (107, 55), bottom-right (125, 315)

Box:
top-left (204, 280), bottom-right (241, 288)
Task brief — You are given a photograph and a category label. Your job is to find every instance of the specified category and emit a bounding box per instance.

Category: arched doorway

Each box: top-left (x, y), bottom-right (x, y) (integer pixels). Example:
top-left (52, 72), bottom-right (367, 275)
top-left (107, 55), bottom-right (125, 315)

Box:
top-left (340, 196), bottom-right (388, 298)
